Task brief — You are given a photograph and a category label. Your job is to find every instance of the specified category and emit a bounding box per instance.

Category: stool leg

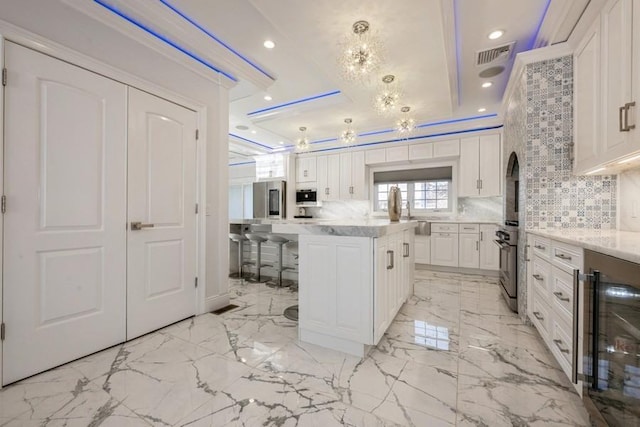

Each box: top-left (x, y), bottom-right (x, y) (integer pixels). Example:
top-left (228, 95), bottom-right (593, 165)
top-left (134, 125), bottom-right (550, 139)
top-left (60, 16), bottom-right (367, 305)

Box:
top-left (238, 240), bottom-right (244, 279)
top-left (256, 242), bottom-right (262, 281)
top-left (277, 243), bottom-right (284, 287)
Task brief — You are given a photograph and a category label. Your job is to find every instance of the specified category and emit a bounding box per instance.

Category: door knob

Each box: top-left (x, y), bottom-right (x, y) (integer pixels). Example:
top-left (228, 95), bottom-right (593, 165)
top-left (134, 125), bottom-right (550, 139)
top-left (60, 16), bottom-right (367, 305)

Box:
top-left (131, 221), bottom-right (154, 231)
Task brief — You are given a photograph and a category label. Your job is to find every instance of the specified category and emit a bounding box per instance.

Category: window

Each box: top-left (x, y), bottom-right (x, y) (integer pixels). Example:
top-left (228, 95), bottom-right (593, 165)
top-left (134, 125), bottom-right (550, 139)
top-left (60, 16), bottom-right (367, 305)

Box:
top-left (374, 180), bottom-right (451, 212)
top-left (373, 166), bottom-right (453, 213)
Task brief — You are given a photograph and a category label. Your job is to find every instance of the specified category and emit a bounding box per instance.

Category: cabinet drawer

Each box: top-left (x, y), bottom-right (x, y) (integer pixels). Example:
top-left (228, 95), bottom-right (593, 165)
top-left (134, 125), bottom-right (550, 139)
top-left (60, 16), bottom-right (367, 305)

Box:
top-left (550, 315), bottom-right (574, 377)
top-left (551, 266), bottom-right (574, 318)
top-left (459, 223), bottom-right (479, 233)
top-left (531, 236), bottom-right (551, 259)
top-left (551, 242), bottom-right (583, 272)
top-left (531, 256), bottom-right (552, 298)
top-left (530, 289), bottom-right (552, 341)
top-left (431, 223), bottom-right (459, 233)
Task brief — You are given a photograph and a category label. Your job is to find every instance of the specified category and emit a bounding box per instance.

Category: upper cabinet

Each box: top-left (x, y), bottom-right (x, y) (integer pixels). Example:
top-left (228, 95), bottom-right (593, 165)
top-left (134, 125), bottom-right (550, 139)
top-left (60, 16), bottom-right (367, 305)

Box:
top-left (296, 156), bottom-right (317, 183)
top-left (340, 151), bottom-right (366, 199)
top-left (316, 154), bottom-right (341, 201)
top-left (574, 0), bottom-right (640, 174)
top-left (458, 135), bottom-right (501, 197)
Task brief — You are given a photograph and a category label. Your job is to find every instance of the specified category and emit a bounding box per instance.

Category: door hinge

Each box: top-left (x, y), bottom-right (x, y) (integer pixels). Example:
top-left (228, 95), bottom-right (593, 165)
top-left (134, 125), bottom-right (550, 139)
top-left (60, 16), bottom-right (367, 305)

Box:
top-left (2, 68), bottom-right (7, 86)
top-left (195, 277), bottom-right (198, 288)
top-left (1, 195), bottom-right (6, 214)
top-left (1, 323), bottom-right (5, 341)
top-left (195, 129), bottom-right (199, 140)
top-left (195, 203), bottom-right (199, 214)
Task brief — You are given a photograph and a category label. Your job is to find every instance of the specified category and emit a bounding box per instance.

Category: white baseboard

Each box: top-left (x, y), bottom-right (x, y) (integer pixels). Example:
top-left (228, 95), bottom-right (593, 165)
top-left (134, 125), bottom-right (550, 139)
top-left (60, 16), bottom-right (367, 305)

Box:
top-left (416, 264), bottom-right (500, 277)
top-left (203, 294), bottom-right (231, 314)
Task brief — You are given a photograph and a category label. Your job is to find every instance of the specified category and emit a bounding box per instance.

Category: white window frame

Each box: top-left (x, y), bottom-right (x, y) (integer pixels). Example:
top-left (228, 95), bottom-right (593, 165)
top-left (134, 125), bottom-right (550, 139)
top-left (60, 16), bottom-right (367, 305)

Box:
top-left (369, 160), bottom-right (458, 217)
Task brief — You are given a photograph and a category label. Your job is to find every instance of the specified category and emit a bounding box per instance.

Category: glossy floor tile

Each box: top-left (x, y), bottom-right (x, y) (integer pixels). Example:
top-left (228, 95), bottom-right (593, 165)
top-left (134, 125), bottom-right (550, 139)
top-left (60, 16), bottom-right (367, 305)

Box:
top-left (0, 270), bottom-right (590, 426)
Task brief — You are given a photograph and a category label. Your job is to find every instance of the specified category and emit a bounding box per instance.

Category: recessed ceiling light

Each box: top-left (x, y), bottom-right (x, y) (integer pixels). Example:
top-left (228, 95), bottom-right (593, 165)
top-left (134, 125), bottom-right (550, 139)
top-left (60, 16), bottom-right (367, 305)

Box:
top-left (251, 130), bottom-right (257, 134)
top-left (264, 95), bottom-right (272, 101)
top-left (279, 141), bottom-right (284, 145)
top-left (235, 125), bottom-right (249, 131)
top-left (263, 40), bottom-right (275, 49)
top-left (488, 30), bottom-right (504, 40)
top-left (478, 107), bottom-right (487, 112)
top-left (482, 82), bottom-right (493, 88)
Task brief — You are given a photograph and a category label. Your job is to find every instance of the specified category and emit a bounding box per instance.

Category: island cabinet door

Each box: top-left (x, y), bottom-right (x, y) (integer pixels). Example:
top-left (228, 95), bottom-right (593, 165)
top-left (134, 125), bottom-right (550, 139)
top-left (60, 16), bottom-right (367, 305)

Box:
top-left (374, 236), bottom-right (390, 343)
top-left (299, 235), bottom-right (373, 343)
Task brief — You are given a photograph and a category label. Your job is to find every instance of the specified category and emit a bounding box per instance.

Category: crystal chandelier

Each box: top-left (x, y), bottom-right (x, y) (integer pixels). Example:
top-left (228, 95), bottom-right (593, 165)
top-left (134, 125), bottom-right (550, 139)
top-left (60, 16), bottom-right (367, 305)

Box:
top-left (374, 75), bottom-right (402, 115)
top-left (396, 106), bottom-right (416, 138)
top-left (339, 118), bottom-right (357, 144)
top-left (337, 20), bottom-right (385, 82)
top-left (295, 126), bottom-right (310, 151)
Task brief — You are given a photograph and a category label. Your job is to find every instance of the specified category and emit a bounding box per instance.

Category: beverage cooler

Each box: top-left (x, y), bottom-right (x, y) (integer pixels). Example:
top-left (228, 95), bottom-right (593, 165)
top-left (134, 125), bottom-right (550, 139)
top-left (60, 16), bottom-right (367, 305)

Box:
top-left (582, 250), bottom-right (640, 427)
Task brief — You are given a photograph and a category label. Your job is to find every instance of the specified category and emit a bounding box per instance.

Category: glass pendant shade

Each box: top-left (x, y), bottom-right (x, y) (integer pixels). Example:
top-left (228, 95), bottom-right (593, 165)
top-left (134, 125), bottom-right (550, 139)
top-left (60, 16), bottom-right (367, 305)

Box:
top-left (374, 75), bottom-right (401, 115)
top-left (339, 118), bottom-right (357, 144)
top-left (396, 106), bottom-right (416, 138)
top-left (338, 20), bottom-right (385, 82)
top-left (296, 126), bottom-right (310, 152)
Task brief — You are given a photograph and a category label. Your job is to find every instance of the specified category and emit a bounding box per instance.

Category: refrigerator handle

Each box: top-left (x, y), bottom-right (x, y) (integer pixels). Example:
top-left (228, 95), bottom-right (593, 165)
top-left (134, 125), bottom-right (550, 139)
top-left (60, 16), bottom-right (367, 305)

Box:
top-left (591, 270), bottom-right (600, 391)
top-left (572, 269), bottom-right (580, 384)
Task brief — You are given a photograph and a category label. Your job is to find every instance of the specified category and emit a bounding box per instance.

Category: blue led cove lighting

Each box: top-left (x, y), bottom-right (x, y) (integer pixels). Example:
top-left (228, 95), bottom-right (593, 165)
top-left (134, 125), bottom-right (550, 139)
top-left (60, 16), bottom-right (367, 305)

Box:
top-left (228, 133), bottom-right (273, 150)
top-left (93, 0), bottom-right (237, 82)
top-left (247, 90), bottom-right (342, 116)
top-left (158, 0), bottom-right (274, 81)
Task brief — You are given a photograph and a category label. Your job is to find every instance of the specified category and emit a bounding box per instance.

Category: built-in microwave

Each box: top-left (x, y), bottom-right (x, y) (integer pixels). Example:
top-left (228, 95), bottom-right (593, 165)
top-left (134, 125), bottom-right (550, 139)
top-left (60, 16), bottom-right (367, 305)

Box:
top-left (296, 189), bottom-right (319, 206)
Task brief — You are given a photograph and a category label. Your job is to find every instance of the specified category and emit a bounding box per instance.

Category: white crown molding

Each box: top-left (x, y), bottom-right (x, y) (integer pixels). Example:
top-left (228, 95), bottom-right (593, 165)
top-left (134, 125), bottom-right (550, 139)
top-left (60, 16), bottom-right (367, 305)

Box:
top-left (500, 42), bottom-right (574, 119)
top-left (61, 0), bottom-right (274, 91)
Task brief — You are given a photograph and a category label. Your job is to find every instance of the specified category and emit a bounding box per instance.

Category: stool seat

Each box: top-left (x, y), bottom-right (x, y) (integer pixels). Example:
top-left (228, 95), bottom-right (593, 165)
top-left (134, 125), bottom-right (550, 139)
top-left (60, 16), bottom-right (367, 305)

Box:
top-left (245, 233), bottom-right (270, 283)
top-left (266, 234), bottom-right (291, 288)
top-left (229, 233), bottom-right (249, 280)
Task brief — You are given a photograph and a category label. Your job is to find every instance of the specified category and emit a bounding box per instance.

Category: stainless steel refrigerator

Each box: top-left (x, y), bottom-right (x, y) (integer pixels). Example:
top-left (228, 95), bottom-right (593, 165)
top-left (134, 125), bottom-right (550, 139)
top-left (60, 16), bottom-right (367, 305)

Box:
top-left (253, 180), bottom-right (286, 219)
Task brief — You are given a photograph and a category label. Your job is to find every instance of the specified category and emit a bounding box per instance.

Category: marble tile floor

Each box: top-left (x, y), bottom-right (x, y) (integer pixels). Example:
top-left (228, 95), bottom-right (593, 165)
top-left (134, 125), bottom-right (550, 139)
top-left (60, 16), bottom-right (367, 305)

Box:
top-left (0, 271), bottom-right (590, 426)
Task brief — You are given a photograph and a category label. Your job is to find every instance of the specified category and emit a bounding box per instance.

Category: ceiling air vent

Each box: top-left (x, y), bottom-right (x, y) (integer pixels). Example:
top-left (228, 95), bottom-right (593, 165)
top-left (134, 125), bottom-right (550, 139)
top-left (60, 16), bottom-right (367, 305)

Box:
top-left (476, 42), bottom-right (516, 66)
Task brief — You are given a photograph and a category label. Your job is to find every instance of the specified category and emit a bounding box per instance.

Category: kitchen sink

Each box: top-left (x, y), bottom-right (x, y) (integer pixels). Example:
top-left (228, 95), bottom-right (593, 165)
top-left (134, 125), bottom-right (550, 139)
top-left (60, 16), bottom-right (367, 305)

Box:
top-left (415, 221), bottom-right (431, 236)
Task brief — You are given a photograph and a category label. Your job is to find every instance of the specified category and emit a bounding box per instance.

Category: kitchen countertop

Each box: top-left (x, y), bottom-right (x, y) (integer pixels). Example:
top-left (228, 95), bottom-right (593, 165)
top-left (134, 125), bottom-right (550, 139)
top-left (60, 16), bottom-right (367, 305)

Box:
top-left (528, 228), bottom-right (640, 264)
top-left (229, 218), bottom-right (418, 237)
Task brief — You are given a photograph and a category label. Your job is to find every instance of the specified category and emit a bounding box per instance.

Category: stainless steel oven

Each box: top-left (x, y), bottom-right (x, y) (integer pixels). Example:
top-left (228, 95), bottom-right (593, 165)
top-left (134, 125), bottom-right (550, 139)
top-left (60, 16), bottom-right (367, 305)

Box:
top-left (495, 224), bottom-right (518, 312)
top-left (581, 250), bottom-right (640, 426)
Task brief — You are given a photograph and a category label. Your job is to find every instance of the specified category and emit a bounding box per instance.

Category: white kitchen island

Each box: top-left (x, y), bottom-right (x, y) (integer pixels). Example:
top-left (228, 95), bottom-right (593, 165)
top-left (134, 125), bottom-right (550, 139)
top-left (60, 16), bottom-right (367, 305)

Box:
top-left (268, 219), bottom-right (418, 357)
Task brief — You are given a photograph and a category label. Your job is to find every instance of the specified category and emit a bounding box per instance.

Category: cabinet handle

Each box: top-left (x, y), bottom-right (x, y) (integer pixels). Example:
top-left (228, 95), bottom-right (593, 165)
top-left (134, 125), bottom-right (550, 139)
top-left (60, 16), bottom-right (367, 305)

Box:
top-left (439, 233), bottom-right (451, 237)
top-left (479, 179), bottom-right (483, 189)
top-left (387, 250), bottom-right (394, 269)
top-left (476, 241), bottom-right (479, 251)
top-left (532, 311), bottom-right (544, 321)
top-left (534, 244), bottom-right (546, 250)
top-left (555, 253), bottom-right (572, 261)
top-left (403, 243), bottom-right (410, 257)
top-left (349, 186), bottom-right (354, 194)
top-left (532, 274), bottom-right (543, 281)
top-left (620, 105), bottom-right (626, 132)
top-left (304, 170), bottom-right (308, 177)
top-left (624, 101), bottom-right (636, 131)
top-left (476, 179), bottom-right (480, 189)
top-left (480, 231), bottom-right (483, 241)
top-left (553, 339), bottom-right (570, 354)
top-left (325, 187), bottom-right (329, 195)
top-left (553, 291), bottom-right (570, 302)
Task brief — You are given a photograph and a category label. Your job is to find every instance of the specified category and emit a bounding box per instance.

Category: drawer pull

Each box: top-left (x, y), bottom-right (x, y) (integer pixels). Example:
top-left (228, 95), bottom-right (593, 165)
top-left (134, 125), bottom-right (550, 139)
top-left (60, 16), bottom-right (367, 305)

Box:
top-left (534, 244), bottom-right (546, 250)
top-left (532, 311), bottom-right (544, 321)
top-left (532, 274), bottom-right (544, 281)
top-left (553, 291), bottom-right (570, 302)
top-left (555, 253), bottom-right (572, 261)
top-left (553, 339), bottom-right (570, 354)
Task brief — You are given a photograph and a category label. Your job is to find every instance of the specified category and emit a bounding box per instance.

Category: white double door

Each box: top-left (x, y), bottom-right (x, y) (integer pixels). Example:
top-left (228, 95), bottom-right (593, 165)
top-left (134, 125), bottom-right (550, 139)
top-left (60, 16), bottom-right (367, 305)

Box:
top-left (2, 42), bottom-right (198, 384)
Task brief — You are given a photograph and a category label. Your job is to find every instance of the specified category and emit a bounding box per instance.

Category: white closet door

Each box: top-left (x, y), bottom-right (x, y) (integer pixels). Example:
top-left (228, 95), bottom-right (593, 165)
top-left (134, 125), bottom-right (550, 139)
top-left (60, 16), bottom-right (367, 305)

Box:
top-left (126, 88), bottom-right (198, 340)
top-left (3, 42), bottom-right (127, 384)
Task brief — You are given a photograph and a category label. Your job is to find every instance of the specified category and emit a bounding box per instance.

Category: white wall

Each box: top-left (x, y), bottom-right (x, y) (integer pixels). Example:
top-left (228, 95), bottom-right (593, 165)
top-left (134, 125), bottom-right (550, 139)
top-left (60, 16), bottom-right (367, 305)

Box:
top-left (618, 167), bottom-right (640, 232)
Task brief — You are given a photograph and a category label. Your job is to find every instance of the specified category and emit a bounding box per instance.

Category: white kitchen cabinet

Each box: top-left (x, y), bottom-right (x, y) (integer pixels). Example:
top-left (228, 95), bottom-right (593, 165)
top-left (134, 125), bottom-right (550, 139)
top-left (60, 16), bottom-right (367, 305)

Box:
top-left (365, 148), bottom-right (386, 165)
top-left (402, 229), bottom-right (415, 299)
top-left (458, 232), bottom-right (480, 269)
top-left (479, 224), bottom-right (499, 271)
top-left (296, 156), bottom-right (317, 183)
top-left (340, 151), bottom-right (366, 199)
top-left (430, 231), bottom-right (458, 267)
top-left (414, 235), bottom-right (430, 264)
top-left (574, 0), bottom-right (640, 173)
top-left (386, 145), bottom-right (409, 163)
top-left (433, 139), bottom-right (460, 158)
top-left (316, 154), bottom-right (340, 201)
top-left (408, 142), bottom-right (434, 160)
top-left (459, 135), bottom-right (501, 197)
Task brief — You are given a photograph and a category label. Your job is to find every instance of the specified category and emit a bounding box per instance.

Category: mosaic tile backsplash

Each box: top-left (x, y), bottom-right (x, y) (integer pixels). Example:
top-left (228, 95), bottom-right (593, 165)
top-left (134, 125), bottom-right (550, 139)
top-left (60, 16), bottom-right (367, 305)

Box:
top-left (503, 55), bottom-right (618, 318)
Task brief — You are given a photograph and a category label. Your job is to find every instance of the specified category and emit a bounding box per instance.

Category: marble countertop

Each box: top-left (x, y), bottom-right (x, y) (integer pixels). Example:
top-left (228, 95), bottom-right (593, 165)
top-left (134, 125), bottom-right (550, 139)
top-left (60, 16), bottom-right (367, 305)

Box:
top-left (230, 218), bottom-right (418, 237)
top-left (527, 228), bottom-right (640, 264)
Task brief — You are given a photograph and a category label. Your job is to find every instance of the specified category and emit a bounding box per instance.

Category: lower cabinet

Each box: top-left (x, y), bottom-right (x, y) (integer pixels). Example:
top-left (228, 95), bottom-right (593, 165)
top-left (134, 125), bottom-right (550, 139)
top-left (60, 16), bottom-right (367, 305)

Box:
top-left (414, 235), bottom-right (430, 264)
top-left (423, 223), bottom-right (498, 271)
top-left (430, 232), bottom-right (459, 267)
top-left (527, 234), bottom-right (583, 392)
top-left (479, 224), bottom-right (499, 270)
top-left (458, 232), bottom-right (480, 268)
top-left (299, 229), bottom-right (413, 356)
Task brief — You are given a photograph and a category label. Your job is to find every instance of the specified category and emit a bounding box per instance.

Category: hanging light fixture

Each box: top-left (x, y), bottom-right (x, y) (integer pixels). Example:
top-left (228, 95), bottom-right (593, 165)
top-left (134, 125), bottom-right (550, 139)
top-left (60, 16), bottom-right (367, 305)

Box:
top-left (339, 118), bottom-right (357, 144)
top-left (295, 126), bottom-right (310, 151)
top-left (373, 75), bottom-right (402, 115)
top-left (337, 20), bottom-right (385, 82)
top-left (396, 106), bottom-right (416, 138)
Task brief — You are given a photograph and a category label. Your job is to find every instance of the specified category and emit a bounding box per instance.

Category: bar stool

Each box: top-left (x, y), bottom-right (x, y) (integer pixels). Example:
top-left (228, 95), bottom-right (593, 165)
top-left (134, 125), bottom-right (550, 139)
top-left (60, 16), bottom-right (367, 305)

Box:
top-left (266, 234), bottom-right (290, 288)
top-left (228, 233), bottom-right (248, 280)
top-left (244, 233), bottom-right (269, 283)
